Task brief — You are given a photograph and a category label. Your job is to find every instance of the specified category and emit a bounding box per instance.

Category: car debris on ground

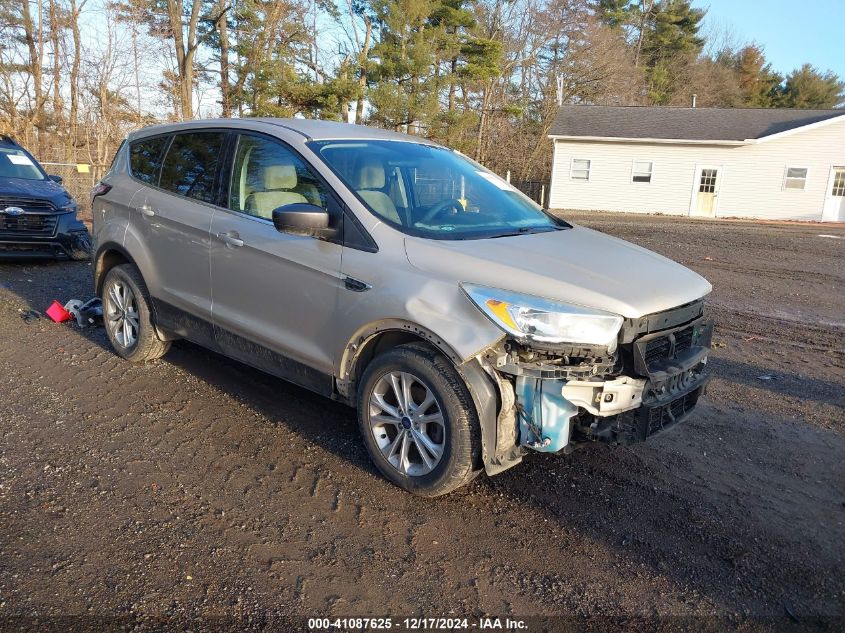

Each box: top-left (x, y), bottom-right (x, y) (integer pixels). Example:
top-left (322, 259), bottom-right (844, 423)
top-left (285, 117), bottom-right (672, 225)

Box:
top-left (19, 308), bottom-right (41, 323)
top-left (64, 297), bottom-right (102, 327)
top-left (44, 297), bottom-right (102, 327)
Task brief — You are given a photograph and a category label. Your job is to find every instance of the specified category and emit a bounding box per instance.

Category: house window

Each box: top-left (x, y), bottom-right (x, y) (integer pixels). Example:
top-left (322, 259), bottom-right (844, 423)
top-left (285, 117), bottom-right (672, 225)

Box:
top-left (699, 169), bottom-right (717, 193)
top-left (570, 158), bottom-right (591, 181)
top-left (632, 161), bottom-right (653, 183)
top-left (783, 167), bottom-right (808, 190)
top-left (833, 170), bottom-right (845, 197)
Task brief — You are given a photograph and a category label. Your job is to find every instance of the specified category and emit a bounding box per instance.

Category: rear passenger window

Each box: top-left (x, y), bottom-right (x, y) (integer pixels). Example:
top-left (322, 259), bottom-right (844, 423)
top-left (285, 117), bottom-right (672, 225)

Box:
top-left (159, 132), bottom-right (226, 203)
top-left (129, 136), bottom-right (169, 184)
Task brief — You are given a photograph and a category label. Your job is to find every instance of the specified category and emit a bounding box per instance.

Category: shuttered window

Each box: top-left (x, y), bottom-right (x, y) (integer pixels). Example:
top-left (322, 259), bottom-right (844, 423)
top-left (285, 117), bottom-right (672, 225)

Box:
top-left (632, 161), bottom-right (653, 183)
top-left (783, 166), bottom-right (808, 190)
top-left (570, 159), bottom-right (591, 181)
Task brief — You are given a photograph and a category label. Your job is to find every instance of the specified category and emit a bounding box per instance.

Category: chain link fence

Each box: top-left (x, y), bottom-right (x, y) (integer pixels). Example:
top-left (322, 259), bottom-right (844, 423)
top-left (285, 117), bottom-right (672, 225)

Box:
top-left (511, 180), bottom-right (549, 207)
top-left (39, 162), bottom-right (107, 224)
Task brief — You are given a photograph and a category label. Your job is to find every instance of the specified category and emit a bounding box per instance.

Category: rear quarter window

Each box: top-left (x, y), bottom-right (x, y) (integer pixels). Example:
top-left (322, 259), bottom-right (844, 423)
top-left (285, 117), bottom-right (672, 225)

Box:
top-left (159, 131), bottom-right (226, 203)
top-left (129, 136), bottom-right (169, 184)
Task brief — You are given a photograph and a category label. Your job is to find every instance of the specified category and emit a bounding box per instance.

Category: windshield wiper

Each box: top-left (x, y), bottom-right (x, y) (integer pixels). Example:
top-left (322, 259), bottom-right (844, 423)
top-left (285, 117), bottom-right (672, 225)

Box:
top-left (488, 226), bottom-right (560, 239)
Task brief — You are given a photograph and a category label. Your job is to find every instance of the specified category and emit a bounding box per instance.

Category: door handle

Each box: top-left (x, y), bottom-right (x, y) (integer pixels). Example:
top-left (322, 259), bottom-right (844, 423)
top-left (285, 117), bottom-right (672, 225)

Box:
top-left (344, 276), bottom-right (371, 292)
top-left (216, 232), bottom-right (244, 248)
top-left (139, 204), bottom-right (155, 217)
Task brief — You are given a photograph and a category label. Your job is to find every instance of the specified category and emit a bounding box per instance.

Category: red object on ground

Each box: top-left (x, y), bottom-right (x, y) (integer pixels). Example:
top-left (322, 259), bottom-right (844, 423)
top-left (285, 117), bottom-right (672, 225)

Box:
top-left (45, 300), bottom-right (72, 323)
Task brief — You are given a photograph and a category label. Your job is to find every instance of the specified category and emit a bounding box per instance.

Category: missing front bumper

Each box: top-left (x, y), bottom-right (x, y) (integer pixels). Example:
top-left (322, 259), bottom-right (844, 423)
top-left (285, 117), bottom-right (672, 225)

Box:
top-left (510, 361), bottom-right (709, 453)
top-left (577, 378), bottom-right (708, 445)
top-left (485, 310), bottom-right (714, 460)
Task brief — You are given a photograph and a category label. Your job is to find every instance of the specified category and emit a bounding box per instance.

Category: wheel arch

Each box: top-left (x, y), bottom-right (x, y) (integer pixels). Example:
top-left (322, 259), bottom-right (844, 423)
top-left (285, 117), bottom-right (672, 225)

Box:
top-left (93, 242), bottom-right (136, 297)
top-left (337, 320), bottom-right (465, 404)
top-left (340, 319), bottom-right (516, 477)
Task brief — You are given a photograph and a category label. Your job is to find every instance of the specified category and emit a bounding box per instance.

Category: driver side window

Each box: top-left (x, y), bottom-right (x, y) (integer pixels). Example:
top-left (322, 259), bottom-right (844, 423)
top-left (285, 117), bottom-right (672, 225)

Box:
top-left (229, 135), bottom-right (329, 219)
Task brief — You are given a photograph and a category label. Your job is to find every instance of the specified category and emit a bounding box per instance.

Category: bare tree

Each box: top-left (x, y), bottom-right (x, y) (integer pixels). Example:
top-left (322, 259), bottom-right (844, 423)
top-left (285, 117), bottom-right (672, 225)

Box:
top-left (213, 0), bottom-right (231, 116)
top-left (165, 0), bottom-right (203, 118)
top-left (68, 0), bottom-right (87, 149)
top-left (633, 0), bottom-right (655, 68)
top-left (20, 0), bottom-right (49, 151)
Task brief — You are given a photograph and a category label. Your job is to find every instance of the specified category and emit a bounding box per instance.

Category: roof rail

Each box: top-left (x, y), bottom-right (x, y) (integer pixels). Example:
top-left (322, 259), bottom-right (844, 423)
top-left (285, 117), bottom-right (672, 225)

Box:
top-left (1, 134), bottom-right (19, 145)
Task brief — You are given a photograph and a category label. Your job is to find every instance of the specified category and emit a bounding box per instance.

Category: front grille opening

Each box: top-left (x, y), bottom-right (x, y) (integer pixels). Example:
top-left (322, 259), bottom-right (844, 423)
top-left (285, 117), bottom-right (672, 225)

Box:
top-left (674, 327), bottom-right (694, 353)
top-left (0, 214), bottom-right (58, 235)
top-left (647, 387), bottom-right (702, 435)
top-left (0, 198), bottom-right (60, 236)
top-left (642, 325), bottom-right (696, 369)
top-left (644, 337), bottom-right (671, 364)
top-left (0, 197), bottom-right (57, 213)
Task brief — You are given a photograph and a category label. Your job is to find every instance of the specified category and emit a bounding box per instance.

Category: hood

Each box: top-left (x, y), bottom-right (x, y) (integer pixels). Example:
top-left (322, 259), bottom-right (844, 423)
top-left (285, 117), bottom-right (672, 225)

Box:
top-left (404, 225), bottom-right (711, 319)
top-left (0, 176), bottom-right (70, 205)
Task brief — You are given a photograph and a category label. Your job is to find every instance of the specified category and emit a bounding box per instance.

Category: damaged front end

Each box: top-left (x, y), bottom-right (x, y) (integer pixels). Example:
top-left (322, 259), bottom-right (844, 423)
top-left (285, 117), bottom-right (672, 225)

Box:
top-left (474, 298), bottom-right (712, 472)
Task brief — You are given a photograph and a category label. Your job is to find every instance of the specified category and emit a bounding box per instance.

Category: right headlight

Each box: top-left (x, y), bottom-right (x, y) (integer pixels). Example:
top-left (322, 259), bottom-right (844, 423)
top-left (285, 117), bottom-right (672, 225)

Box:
top-left (461, 283), bottom-right (624, 352)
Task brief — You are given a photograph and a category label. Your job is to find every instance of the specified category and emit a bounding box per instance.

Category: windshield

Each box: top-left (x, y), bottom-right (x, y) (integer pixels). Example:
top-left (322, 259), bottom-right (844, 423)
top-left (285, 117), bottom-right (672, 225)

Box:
top-left (0, 147), bottom-right (45, 181)
top-left (309, 140), bottom-right (566, 239)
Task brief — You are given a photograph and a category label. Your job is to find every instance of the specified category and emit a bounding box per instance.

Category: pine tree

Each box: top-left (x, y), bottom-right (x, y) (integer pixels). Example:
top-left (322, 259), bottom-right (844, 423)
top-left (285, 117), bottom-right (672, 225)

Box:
top-left (778, 64), bottom-right (845, 109)
top-left (639, 0), bottom-right (705, 104)
top-left (592, 0), bottom-right (635, 30)
top-left (367, 0), bottom-right (440, 133)
top-left (732, 45), bottom-right (781, 107)
top-left (640, 0), bottom-right (705, 65)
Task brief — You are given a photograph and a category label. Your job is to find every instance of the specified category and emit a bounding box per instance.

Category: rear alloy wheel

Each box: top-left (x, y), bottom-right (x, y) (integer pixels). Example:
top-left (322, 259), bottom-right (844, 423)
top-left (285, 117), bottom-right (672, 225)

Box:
top-left (105, 279), bottom-right (139, 349)
top-left (101, 264), bottom-right (171, 362)
top-left (357, 343), bottom-right (482, 496)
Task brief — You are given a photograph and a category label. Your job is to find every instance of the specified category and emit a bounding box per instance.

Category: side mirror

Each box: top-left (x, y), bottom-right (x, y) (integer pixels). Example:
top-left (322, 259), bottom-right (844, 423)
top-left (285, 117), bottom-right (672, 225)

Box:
top-left (272, 203), bottom-right (335, 238)
top-left (48, 174), bottom-right (63, 184)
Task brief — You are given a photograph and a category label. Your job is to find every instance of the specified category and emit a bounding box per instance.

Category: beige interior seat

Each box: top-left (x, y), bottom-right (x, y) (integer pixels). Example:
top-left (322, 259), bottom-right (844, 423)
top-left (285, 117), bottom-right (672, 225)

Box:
top-left (354, 160), bottom-right (400, 223)
top-left (245, 163), bottom-right (307, 219)
top-left (295, 181), bottom-right (322, 207)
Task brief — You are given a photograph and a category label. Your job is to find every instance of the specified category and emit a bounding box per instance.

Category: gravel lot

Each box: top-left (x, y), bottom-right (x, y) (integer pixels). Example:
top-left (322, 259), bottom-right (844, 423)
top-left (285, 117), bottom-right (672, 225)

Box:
top-left (1, 212), bottom-right (843, 631)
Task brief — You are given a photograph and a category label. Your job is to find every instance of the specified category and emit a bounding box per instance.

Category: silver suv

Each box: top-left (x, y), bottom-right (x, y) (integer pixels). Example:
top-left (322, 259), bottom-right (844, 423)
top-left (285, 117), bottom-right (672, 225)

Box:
top-left (91, 119), bottom-right (713, 496)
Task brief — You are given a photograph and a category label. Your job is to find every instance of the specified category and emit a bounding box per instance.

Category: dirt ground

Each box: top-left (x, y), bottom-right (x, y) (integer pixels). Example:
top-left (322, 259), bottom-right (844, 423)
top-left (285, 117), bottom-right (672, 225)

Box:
top-left (0, 212), bottom-right (843, 632)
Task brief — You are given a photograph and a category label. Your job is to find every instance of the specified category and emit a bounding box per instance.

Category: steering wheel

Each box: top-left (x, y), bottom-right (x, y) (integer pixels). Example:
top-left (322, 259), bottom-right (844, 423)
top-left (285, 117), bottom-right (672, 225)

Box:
top-left (418, 198), bottom-right (464, 224)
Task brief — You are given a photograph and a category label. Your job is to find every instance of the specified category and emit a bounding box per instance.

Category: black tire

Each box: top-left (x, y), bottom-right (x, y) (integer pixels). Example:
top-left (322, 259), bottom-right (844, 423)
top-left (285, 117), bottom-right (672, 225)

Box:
top-left (357, 342), bottom-right (482, 496)
top-left (101, 264), bottom-right (171, 362)
top-left (67, 232), bottom-right (92, 261)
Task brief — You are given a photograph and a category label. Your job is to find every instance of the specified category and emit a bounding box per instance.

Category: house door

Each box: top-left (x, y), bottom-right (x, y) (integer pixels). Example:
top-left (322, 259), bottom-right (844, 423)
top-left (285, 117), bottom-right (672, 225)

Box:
top-left (822, 167), bottom-right (845, 222)
top-left (691, 166), bottom-right (720, 217)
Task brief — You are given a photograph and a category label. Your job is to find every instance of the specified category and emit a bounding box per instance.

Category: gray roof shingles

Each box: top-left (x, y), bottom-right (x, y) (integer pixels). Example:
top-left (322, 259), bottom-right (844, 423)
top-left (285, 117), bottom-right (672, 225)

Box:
top-left (549, 105), bottom-right (845, 142)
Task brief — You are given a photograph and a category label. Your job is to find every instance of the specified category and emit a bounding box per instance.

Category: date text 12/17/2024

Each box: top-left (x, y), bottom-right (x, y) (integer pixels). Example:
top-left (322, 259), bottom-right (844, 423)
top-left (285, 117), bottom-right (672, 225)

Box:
top-left (307, 617), bottom-right (529, 630)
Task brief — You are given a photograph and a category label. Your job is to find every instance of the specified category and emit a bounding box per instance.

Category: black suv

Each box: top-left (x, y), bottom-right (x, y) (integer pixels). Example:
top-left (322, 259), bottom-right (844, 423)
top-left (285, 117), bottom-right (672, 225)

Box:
top-left (0, 135), bottom-right (90, 259)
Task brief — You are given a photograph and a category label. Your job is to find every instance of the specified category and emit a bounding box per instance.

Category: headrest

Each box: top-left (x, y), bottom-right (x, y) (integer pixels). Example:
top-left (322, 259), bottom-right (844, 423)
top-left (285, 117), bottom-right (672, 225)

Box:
top-left (355, 160), bottom-right (386, 190)
top-left (264, 164), bottom-right (297, 190)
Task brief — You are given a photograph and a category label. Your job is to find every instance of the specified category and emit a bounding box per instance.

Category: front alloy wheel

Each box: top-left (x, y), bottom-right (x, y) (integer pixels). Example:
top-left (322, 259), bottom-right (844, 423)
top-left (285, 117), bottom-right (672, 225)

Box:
top-left (357, 342), bottom-right (482, 496)
top-left (368, 371), bottom-right (445, 476)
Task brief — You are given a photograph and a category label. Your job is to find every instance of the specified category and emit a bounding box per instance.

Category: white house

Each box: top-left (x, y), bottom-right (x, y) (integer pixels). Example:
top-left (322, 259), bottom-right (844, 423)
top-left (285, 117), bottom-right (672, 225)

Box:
top-left (547, 105), bottom-right (845, 222)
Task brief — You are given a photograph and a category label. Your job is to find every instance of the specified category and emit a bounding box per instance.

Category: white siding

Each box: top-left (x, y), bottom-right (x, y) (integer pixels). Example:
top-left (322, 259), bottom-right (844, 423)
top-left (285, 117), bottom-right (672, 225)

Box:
top-left (548, 118), bottom-right (845, 221)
